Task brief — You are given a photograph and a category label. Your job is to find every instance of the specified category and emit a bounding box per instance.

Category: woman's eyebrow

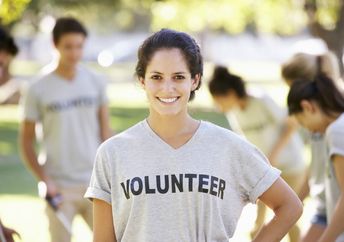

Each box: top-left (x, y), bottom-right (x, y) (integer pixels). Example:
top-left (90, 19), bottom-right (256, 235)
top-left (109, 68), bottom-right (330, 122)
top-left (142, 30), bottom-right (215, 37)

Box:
top-left (149, 71), bottom-right (188, 75)
top-left (149, 71), bottom-right (163, 74)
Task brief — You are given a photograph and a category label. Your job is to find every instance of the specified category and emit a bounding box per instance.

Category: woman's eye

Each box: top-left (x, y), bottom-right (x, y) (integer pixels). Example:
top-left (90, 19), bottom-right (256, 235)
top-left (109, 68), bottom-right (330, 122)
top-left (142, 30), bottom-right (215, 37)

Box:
top-left (151, 75), bottom-right (162, 80)
top-left (174, 75), bottom-right (185, 80)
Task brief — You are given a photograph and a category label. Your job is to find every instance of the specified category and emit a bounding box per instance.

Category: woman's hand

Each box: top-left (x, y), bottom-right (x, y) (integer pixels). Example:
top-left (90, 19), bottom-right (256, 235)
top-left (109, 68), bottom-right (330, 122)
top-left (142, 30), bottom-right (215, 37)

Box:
top-left (1, 224), bottom-right (21, 242)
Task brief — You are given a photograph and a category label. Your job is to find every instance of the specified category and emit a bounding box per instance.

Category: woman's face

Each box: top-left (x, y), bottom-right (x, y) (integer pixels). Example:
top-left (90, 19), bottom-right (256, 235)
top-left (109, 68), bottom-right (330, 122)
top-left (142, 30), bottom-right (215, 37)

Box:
top-left (212, 93), bottom-right (239, 113)
top-left (140, 48), bottom-right (199, 117)
top-left (294, 101), bottom-right (328, 133)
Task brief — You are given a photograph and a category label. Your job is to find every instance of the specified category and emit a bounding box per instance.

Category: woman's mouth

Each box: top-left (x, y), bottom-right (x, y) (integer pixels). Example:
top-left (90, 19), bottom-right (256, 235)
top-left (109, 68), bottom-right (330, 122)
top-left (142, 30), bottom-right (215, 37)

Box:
top-left (157, 97), bottom-right (180, 104)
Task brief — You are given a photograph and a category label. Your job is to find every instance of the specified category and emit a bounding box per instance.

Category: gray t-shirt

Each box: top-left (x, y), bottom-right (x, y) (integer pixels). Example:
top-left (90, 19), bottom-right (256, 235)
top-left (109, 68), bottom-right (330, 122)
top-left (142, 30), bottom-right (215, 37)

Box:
top-left (85, 120), bottom-right (281, 242)
top-left (227, 94), bottom-right (305, 174)
top-left (309, 133), bottom-right (327, 215)
top-left (325, 113), bottom-right (344, 241)
top-left (21, 65), bottom-right (108, 187)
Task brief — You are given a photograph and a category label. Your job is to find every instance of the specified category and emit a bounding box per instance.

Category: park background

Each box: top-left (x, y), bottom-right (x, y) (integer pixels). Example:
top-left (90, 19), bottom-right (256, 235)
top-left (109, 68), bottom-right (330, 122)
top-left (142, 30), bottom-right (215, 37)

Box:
top-left (1, 0), bottom-right (344, 241)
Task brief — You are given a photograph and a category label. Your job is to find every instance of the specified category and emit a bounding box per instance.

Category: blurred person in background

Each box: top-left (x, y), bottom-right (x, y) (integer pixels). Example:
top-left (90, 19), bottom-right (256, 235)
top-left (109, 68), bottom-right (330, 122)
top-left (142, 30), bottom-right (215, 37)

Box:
top-left (19, 17), bottom-right (112, 242)
top-left (281, 51), bottom-right (342, 242)
top-left (0, 26), bottom-right (21, 105)
top-left (209, 66), bottom-right (306, 242)
top-left (287, 73), bottom-right (344, 242)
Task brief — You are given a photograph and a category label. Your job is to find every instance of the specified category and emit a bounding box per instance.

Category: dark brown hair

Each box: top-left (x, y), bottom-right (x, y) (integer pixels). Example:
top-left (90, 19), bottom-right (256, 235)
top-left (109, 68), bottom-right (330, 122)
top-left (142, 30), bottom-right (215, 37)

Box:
top-left (53, 17), bottom-right (88, 45)
top-left (135, 29), bottom-right (203, 101)
top-left (208, 66), bottom-right (247, 98)
top-left (0, 27), bottom-right (18, 56)
top-left (288, 74), bottom-right (344, 116)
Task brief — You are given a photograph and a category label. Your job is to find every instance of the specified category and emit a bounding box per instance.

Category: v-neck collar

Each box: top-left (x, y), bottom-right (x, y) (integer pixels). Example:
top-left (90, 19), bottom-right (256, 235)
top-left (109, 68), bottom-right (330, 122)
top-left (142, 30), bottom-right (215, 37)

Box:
top-left (142, 119), bottom-right (203, 152)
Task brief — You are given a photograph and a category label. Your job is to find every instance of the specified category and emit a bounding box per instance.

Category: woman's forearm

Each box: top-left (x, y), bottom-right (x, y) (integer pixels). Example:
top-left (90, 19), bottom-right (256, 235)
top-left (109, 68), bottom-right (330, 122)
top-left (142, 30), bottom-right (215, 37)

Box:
top-left (253, 178), bottom-right (303, 242)
top-left (253, 199), bottom-right (303, 242)
top-left (268, 117), bottom-right (298, 165)
top-left (297, 169), bottom-right (310, 202)
top-left (318, 196), bottom-right (344, 242)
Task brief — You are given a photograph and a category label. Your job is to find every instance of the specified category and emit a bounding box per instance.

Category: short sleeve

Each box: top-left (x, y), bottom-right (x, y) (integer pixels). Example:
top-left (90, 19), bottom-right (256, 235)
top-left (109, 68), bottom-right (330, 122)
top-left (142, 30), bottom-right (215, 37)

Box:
top-left (84, 146), bottom-right (112, 204)
top-left (261, 95), bottom-right (286, 124)
top-left (238, 145), bottom-right (281, 203)
top-left (326, 123), bottom-right (344, 158)
top-left (20, 84), bottom-right (41, 121)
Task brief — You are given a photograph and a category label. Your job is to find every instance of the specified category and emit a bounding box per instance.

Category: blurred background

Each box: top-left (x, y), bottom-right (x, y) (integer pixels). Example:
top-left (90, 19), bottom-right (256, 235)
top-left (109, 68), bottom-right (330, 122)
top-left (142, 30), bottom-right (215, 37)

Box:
top-left (1, 0), bottom-right (344, 241)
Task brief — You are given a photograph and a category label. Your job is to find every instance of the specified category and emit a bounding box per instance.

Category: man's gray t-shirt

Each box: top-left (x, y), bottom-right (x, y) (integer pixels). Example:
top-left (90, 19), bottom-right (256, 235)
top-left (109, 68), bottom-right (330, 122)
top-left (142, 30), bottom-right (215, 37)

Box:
top-left (21, 66), bottom-right (108, 187)
top-left (325, 113), bottom-right (344, 241)
top-left (85, 120), bottom-right (281, 242)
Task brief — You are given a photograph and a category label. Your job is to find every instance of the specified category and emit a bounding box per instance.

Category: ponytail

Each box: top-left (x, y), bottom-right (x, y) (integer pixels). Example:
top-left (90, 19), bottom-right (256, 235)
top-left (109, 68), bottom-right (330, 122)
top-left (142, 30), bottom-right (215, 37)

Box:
top-left (288, 74), bottom-right (344, 116)
top-left (208, 65), bottom-right (247, 98)
top-left (318, 52), bottom-right (341, 82)
top-left (281, 52), bottom-right (340, 84)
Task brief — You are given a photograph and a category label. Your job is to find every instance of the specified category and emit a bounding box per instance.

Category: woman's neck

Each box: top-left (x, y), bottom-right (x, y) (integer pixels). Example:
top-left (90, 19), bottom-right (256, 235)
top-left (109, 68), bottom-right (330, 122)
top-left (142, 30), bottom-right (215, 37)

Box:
top-left (238, 95), bottom-right (249, 110)
top-left (0, 70), bottom-right (10, 86)
top-left (55, 62), bottom-right (77, 81)
top-left (147, 111), bottom-right (199, 139)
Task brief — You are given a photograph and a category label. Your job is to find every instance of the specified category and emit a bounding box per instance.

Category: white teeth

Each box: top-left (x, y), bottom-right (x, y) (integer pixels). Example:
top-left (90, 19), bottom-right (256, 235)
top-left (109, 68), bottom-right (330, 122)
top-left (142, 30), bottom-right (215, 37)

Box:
top-left (158, 97), bottom-right (178, 103)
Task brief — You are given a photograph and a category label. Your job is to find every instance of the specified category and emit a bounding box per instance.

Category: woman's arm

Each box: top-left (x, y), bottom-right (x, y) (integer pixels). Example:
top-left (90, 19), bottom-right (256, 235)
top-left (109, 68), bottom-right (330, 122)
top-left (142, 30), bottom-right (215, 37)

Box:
top-left (268, 116), bottom-right (299, 166)
top-left (0, 219), bottom-right (20, 242)
top-left (93, 198), bottom-right (117, 242)
top-left (298, 168), bottom-right (310, 202)
top-left (252, 177), bottom-right (303, 242)
top-left (318, 155), bottom-right (344, 242)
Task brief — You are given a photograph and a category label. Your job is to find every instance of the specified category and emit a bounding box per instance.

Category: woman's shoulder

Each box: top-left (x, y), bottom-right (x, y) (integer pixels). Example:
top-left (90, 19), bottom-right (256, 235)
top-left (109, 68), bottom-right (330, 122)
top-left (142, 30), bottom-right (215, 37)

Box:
top-left (99, 121), bottom-right (146, 151)
top-left (327, 113), bottom-right (344, 135)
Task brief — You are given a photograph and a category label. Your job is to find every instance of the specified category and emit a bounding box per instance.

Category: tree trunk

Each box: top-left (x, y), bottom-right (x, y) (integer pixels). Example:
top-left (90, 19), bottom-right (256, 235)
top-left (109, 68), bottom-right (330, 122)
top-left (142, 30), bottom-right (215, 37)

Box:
top-left (305, 0), bottom-right (344, 77)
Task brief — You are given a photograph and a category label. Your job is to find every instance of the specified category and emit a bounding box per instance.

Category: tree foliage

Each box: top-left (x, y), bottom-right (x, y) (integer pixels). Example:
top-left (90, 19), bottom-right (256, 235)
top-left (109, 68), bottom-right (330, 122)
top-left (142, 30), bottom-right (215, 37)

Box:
top-left (2, 0), bottom-right (343, 35)
top-left (0, 0), bottom-right (31, 25)
top-left (146, 0), bottom-right (344, 35)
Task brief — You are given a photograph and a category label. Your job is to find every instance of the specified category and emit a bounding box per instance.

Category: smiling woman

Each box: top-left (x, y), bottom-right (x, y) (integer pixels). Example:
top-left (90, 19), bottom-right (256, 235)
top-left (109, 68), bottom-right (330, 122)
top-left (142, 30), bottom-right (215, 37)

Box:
top-left (85, 29), bottom-right (303, 242)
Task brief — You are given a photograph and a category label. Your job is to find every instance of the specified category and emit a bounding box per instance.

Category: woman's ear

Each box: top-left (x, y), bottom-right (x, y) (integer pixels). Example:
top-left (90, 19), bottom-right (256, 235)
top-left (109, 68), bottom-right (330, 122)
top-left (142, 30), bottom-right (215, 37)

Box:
top-left (300, 99), bottom-right (316, 113)
top-left (191, 74), bottom-right (200, 91)
top-left (139, 77), bottom-right (145, 89)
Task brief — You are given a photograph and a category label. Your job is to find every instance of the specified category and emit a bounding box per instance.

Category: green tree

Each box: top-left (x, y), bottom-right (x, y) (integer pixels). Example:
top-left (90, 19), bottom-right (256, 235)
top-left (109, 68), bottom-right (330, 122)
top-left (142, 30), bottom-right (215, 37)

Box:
top-left (2, 0), bottom-right (344, 74)
top-left (305, 0), bottom-right (344, 74)
top-left (0, 0), bottom-right (31, 26)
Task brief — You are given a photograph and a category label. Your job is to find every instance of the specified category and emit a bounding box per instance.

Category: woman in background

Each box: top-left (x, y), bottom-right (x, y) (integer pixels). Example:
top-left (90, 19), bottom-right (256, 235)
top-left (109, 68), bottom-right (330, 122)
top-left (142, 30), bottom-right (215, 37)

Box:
top-left (282, 51), bottom-right (342, 242)
top-left (287, 74), bottom-right (344, 242)
top-left (209, 66), bottom-right (306, 242)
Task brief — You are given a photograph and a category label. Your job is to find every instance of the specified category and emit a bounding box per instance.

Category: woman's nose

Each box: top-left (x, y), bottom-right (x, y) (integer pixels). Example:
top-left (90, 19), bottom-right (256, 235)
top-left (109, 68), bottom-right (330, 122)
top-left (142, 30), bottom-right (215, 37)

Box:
top-left (161, 79), bottom-right (175, 91)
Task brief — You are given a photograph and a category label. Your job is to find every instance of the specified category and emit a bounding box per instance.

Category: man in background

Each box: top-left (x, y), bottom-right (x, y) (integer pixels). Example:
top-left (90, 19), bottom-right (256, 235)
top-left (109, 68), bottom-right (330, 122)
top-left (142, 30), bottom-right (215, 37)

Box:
top-left (19, 17), bottom-right (112, 242)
